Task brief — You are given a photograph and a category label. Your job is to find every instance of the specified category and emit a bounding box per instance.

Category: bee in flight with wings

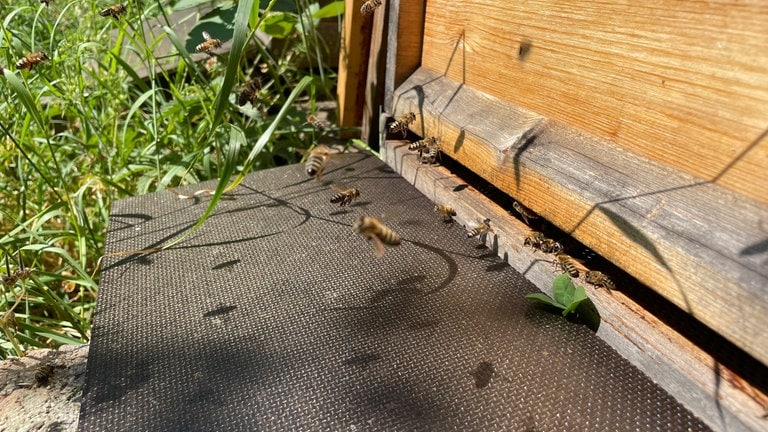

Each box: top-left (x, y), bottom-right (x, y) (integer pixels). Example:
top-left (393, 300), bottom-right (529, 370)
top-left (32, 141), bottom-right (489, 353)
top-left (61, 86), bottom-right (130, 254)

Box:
top-left (196, 31), bottom-right (222, 55)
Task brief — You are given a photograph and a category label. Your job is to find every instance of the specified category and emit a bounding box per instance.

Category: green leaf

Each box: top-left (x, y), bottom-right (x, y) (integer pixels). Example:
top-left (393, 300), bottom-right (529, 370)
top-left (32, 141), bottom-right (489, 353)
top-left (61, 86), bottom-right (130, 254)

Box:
top-left (562, 285), bottom-right (589, 316)
top-left (4, 69), bottom-right (47, 132)
top-left (552, 273), bottom-right (575, 305)
top-left (524, 292), bottom-right (566, 310)
top-left (210, 0), bottom-right (255, 130)
top-left (259, 12), bottom-right (298, 38)
top-left (313, 1), bottom-right (344, 19)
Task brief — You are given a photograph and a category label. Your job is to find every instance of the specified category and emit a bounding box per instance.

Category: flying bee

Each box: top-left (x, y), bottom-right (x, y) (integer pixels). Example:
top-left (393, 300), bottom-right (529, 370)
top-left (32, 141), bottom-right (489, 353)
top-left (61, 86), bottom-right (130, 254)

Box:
top-left (467, 218), bottom-right (492, 238)
top-left (540, 239), bottom-right (563, 254)
top-left (434, 204), bottom-right (456, 223)
top-left (388, 112), bottom-right (416, 137)
top-left (34, 364), bottom-right (54, 386)
top-left (353, 216), bottom-right (401, 257)
top-left (512, 201), bottom-right (539, 225)
top-left (585, 270), bottom-right (616, 291)
top-left (306, 114), bottom-right (327, 131)
top-left (196, 31), bottom-right (222, 55)
top-left (99, 4), bottom-right (126, 20)
top-left (330, 186), bottom-right (360, 207)
top-left (360, 0), bottom-right (382, 15)
top-left (523, 231), bottom-right (545, 250)
top-left (15, 52), bottom-right (49, 70)
top-left (237, 78), bottom-right (262, 106)
top-left (553, 253), bottom-right (580, 278)
top-left (304, 144), bottom-right (332, 180)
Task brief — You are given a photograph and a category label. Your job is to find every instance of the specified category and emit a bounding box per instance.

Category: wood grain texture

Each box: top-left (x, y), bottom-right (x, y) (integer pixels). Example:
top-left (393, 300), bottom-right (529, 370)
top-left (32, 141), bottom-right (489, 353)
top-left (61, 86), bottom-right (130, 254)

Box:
top-left (383, 0), bottom-right (426, 112)
top-left (381, 138), bottom-right (767, 432)
top-left (337, 0), bottom-right (373, 136)
top-left (419, 0), bottom-right (768, 204)
top-left (392, 67), bottom-right (768, 367)
top-left (361, 0), bottom-right (388, 144)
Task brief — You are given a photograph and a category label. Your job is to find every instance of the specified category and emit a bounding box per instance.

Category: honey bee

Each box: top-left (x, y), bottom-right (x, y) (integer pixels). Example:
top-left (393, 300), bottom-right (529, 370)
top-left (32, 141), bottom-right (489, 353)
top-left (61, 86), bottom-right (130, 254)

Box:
top-left (330, 187), bottom-right (360, 207)
top-left (360, 0), bottom-right (382, 15)
top-left (15, 52), bottom-right (49, 70)
top-left (99, 4), bottom-right (126, 20)
top-left (585, 270), bottom-right (616, 291)
top-left (512, 201), bottom-right (538, 225)
top-left (523, 231), bottom-right (545, 250)
top-left (388, 112), bottom-right (416, 137)
top-left (419, 142), bottom-right (440, 165)
top-left (306, 114), bottom-right (327, 131)
top-left (408, 136), bottom-right (438, 156)
top-left (553, 253), bottom-right (580, 278)
top-left (353, 216), bottom-right (401, 257)
top-left (34, 364), bottom-right (54, 386)
top-left (304, 144), bottom-right (331, 180)
top-left (237, 78), bottom-right (262, 106)
top-left (434, 204), bottom-right (456, 222)
top-left (196, 31), bottom-right (222, 55)
top-left (540, 239), bottom-right (563, 254)
top-left (467, 218), bottom-right (491, 238)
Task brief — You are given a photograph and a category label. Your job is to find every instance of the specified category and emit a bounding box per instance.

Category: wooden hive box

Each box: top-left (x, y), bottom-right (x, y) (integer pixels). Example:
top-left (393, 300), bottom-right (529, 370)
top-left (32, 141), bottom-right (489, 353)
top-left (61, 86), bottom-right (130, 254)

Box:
top-left (338, 1), bottom-right (768, 430)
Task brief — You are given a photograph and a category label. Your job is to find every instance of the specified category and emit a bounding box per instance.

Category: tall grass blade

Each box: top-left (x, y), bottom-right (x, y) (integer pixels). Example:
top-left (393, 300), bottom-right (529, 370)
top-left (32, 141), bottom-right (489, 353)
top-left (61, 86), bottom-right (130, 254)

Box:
top-left (3, 70), bottom-right (47, 132)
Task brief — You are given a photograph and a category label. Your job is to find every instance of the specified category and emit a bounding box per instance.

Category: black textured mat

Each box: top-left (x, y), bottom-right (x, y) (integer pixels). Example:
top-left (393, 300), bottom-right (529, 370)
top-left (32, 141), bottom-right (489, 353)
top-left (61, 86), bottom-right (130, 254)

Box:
top-left (79, 153), bottom-right (710, 431)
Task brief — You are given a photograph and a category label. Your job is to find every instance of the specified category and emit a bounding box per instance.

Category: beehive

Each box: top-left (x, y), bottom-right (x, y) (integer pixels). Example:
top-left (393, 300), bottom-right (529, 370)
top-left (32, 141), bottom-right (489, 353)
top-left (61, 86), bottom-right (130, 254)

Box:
top-left (339, 0), bottom-right (768, 429)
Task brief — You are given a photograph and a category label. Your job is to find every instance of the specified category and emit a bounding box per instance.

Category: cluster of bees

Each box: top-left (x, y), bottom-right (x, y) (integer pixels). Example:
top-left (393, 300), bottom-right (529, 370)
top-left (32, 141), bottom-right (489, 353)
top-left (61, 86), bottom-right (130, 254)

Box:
top-left (386, 111), bottom-right (617, 291)
top-left (518, 203), bottom-right (615, 290)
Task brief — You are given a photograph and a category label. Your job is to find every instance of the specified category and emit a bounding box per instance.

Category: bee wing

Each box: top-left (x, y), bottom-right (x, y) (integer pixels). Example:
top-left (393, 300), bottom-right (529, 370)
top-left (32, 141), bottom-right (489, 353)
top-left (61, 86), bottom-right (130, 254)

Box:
top-left (370, 233), bottom-right (386, 257)
top-left (202, 31), bottom-right (211, 40)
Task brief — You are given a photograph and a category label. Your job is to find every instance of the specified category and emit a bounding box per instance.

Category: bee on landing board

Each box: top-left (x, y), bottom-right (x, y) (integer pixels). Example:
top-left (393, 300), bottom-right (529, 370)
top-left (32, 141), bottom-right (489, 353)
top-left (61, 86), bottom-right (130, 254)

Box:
top-left (467, 218), bottom-right (492, 238)
top-left (15, 52), bottom-right (49, 70)
top-left (512, 201), bottom-right (539, 225)
top-left (353, 216), bottom-right (401, 257)
top-left (523, 231), bottom-right (545, 250)
top-left (330, 186), bottom-right (360, 207)
top-left (539, 238), bottom-right (563, 254)
top-left (196, 31), bottom-right (222, 55)
top-left (388, 112), bottom-right (416, 137)
top-left (434, 204), bottom-right (456, 223)
top-left (553, 252), bottom-right (580, 278)
top-left (237, 78), bottom-right (262, 106)
top-left (585, 270), bottom-right (616, 291)
top-left (99, 4), bottom-right (126, 20)
top-left (408, 136), bottom-right (438, 157)
top-left (304, 144), bottom-right (332, 180)
top-left (360, 0), bottom-right (382, 16)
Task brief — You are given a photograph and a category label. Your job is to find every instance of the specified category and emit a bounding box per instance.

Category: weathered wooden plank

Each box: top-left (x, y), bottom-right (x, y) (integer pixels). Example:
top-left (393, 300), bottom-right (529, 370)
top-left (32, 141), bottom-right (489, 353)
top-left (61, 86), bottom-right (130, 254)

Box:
top-left (337, 0), bottom-right (373, 137)
top-left (383, 0), bottom-right (425, 112)
top-left (381, 138), bottom-right (767, 432)
top-left (360, 0), bottom-right (388, 144)
top-left (391, 67), bottom-right (768, 368)
top-left (419, 0), bottom-right (768, 205)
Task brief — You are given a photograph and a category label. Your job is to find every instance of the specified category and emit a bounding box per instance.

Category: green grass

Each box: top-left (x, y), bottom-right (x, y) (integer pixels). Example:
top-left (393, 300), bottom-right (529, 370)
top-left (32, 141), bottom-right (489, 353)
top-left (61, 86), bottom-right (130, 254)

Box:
top-left (0, 0), bottom-right (345, 358)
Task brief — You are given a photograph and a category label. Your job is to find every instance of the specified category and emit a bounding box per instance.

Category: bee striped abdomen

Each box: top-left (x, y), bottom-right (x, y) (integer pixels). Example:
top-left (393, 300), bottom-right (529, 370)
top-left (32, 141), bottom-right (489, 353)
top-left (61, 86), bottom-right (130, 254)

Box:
top-left (554, 253), bottom-right (580, 278)
top-left (15, 52), bottom-right (49, 70)
top-left (330, 188), bottom-right (360, 207)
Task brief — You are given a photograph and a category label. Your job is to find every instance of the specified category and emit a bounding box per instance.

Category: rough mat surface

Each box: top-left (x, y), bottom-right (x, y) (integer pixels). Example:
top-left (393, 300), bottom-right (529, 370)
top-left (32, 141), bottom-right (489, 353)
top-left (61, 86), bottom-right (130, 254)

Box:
top-left (79, 153), bottom-right (710, 431)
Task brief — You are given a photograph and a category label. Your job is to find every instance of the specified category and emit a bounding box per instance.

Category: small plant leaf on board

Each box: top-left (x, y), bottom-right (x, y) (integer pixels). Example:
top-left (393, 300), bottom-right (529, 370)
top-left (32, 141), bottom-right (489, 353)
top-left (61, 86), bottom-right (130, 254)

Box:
top-left (526, 274), bottom-right (600, 331)
top-left (523, 292), bottom-right (565, 310)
